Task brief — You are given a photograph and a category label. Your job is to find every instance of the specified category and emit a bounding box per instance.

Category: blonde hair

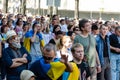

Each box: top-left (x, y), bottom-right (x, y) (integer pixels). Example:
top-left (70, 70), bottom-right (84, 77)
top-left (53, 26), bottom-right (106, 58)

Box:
top-left (56, 36), bottom-right (71, 50)
top-left (60, 36), bottom-right (71, 46)
top-left (71, 43), bottom-right (83, 53)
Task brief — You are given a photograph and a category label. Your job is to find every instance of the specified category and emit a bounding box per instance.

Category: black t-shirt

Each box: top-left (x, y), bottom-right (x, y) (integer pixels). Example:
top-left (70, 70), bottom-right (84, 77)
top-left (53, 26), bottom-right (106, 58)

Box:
top-left (77, 61), bottom-right (91, 80)
top-left (49, 39), bottom-right (56, 45)
top-left (101, 36), bottom-right (109, 57)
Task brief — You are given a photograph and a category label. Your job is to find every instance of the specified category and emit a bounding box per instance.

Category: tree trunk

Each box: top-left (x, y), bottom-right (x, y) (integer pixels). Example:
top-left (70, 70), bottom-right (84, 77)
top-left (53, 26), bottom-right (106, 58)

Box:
top-left (47, 6), bottom-right (53, 20)
top-left (34, 0), bottom-right (37, 16)
top-left (21, 0), bottom-right (26, 15)
top-left (38, 0), bottom-right (41, 15)
top-left (3, 0), bottom-right (8, 13)
top-left (53, 7), bottom-right (58, 15)
top-left (74, 0), bottom-right (79, 19)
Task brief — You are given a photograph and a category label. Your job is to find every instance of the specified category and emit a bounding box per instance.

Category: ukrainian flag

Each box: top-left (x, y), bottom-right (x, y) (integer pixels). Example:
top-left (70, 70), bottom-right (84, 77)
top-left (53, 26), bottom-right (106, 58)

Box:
top-left (23, 30), bottom-right (45, 52)
top-left (39, 58), bottom-right (80, 80)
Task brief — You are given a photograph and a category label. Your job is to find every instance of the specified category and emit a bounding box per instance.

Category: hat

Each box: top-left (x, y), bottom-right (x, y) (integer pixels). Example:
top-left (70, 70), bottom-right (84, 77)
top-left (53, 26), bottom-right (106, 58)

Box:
top-left (20, 70), bottom-right (35, 80)
top-left (6, 30), bottom-right (17, 40)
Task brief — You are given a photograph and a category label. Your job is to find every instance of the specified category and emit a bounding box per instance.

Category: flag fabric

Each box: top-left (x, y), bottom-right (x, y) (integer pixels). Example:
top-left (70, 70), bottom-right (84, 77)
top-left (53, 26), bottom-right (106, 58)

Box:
top-left (23, 30), bottom-right (45, 52)
top-left (39, 58), bottom-right (80, 80)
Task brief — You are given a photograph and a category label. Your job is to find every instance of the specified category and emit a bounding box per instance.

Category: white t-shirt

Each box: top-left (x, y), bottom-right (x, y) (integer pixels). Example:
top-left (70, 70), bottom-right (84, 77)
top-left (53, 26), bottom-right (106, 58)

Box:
top-left (56, 50), bottom-right (73, 61)
top-left (60, 24), bottom-right (68, 32)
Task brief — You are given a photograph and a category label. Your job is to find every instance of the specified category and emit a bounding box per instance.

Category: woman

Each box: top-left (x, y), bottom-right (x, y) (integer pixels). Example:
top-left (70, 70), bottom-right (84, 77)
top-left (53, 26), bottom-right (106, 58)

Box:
top-left (14, 18), bottom-right (23, 39)
top-left (49, 30), bottom-right (63, 50)
top-left (0, 25), bottom-right (9, 49)
top-left (56, 36), bottom-right (73, 61)
top-left (7, 19), bottom-right (15, 30)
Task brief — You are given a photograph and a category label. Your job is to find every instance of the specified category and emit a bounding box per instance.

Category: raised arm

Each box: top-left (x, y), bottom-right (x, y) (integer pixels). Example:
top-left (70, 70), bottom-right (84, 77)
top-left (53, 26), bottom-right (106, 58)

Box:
top-left (60, 51), bottom-right (73, 72)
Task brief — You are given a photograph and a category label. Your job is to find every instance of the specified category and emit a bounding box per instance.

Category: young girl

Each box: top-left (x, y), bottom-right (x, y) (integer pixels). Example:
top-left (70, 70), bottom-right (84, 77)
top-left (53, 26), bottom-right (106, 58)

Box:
top-left (56, 36), bottom-right (73, 61)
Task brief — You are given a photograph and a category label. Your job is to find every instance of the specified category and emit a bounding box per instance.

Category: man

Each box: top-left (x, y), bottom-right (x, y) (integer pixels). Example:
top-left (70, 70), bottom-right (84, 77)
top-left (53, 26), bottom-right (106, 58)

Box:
top-left (2, 30), bottom-right (31, 80)
top-left (60, 19), bottom-right (68, 34)
top-left (74, 19), bottom-right (101, 80)
top-left (96, 24), bottom-right (111, 80)
top-left (91, 23), bottom-right (99, 37)
top-left (71, 43), bottom-right (90, 80)
top-left (29, 43), bottom-right (80, 80)
top-left (109, 26), bottom-right (120, 80)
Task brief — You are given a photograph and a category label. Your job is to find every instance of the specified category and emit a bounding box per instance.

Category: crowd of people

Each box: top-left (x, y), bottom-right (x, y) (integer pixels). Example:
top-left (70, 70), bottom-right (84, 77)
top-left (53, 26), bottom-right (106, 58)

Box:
top-left (0, 13), bottom-right (119, 80)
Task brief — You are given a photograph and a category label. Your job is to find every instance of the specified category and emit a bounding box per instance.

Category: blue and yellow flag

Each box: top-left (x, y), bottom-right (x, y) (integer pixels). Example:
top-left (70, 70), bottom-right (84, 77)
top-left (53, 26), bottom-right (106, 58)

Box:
top-left (39, 58), bottom-right (80, 80)
top-left (23, 30), bottom-right (45, 52)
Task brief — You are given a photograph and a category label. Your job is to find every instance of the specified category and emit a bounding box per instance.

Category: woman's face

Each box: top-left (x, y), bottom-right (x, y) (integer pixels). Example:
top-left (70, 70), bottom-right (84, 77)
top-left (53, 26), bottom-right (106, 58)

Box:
top-left (34, 24), bottom-right (42, 32)
top-left (2, 18), bottom-right (7, 25)
top-left (64, 38), bottom-right (72, 48)
top-left (71, 33), bottom-right (76, 40)
top-left (23, 25), bottom-right (29, 31)
top-left (55, 26), bottom-right (61, 32)
top-left (4, 27), bottom-right (9, 33)
top-left (8, 21), bottom-right (12, 26)
top-left (18, 19), bottom-right (23, 25)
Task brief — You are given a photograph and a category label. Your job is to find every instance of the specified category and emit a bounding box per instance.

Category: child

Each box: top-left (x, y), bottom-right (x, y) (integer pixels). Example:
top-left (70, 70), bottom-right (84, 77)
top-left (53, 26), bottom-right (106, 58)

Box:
top-left (20, 70), bottom-right (35, 80)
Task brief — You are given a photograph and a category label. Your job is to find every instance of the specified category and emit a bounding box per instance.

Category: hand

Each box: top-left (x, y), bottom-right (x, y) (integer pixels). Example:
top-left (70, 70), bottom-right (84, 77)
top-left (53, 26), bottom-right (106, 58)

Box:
top-left (60, 51), bottom-right (68, 64)
top-left (23, 54), bottom-right (27, 58)
top-left (97, 66), bottom-right (101, 73)
top-left (12, 59), bottom-right (17, 62)
top-left (12, 58), bottom-right (21, 62)
top-left (34, 27), bottom-right (38, 33)
top-left (115, 48), bottom-right (120, 52)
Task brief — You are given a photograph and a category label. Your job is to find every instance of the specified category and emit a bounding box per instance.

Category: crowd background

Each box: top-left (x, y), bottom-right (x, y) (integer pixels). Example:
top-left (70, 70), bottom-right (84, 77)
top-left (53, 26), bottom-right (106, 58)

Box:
top-left (0, 12), bottom-right (119, 80)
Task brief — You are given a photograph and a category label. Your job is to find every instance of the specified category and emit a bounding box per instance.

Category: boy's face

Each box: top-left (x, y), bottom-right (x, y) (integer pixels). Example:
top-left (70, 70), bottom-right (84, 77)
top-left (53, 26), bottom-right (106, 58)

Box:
top-left (30, 76), bottom-right (35, 80)
top-left (82, 22), bottom-right (91, 33)
top-left (73, 47), bottom-right (84, 61)
top-left (100, 25), bottom-right (108, 36)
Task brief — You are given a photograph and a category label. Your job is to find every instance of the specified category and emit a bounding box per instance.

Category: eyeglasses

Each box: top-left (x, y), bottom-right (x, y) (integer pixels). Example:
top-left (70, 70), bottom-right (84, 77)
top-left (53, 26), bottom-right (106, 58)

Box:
top-left (43, 56), bottom-right (53, 60)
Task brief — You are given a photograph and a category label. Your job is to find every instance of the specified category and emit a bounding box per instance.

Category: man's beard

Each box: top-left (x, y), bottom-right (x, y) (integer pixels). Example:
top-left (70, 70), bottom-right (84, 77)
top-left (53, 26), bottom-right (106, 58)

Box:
top-left (11, 42), bottom-right (21, 48)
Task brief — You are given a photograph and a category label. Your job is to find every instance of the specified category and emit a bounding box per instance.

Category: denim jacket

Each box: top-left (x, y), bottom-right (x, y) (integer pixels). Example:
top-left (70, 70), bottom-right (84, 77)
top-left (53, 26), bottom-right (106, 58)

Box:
top-left (96, 34), bottom-right (111, 66)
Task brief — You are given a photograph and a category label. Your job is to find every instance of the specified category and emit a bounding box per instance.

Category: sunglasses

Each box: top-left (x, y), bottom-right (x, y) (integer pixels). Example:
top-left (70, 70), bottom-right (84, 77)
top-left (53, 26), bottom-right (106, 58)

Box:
top-left (43, 56), bottom-right (53, 60)
top-left (9, 36), bottom-right (19, 40)
top-left (75, 29), bottom-right (80, 31)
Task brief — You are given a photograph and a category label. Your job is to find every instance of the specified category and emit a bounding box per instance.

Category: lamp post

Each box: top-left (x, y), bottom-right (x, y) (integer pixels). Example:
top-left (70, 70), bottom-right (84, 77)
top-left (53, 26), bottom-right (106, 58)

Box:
top-left (99, 8), bottom-right (104, 19)
top-left (90, 10), bottom-right (93, 20)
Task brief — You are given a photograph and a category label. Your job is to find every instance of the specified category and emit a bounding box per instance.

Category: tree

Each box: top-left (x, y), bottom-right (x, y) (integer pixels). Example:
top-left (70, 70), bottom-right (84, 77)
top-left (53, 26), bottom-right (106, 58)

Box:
top-left (21, 0), bottom-right (26, 15)
top-left (48, 6), bottom-right (53, 20)
top-left (38, 0), bottom-right (41, 15)
top-left (53, 7), bottom-right (58, 15)
top-left (3, 0), bottom-right (8, 13)
top-left (74, 0), bottom-right (79, 19)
